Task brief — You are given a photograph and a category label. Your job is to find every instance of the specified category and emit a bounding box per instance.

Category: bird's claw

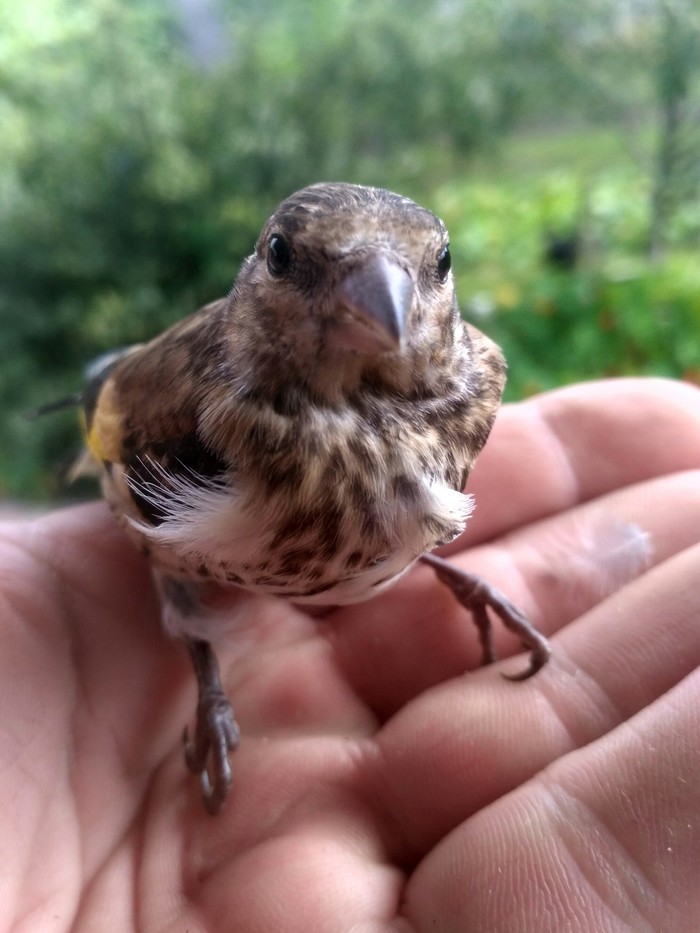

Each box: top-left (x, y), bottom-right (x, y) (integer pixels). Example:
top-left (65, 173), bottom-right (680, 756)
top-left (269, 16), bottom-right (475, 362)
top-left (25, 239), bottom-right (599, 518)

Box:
top-left (420, 552), bottom-right (551, 679)
top-left (184, 689), bottom-right (240, 815)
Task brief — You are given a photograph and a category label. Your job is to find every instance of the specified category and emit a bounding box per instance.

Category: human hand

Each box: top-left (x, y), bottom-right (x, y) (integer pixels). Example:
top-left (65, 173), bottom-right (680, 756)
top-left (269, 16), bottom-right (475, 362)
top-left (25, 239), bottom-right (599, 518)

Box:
top-left (2, 378), bottom-right (699, 931)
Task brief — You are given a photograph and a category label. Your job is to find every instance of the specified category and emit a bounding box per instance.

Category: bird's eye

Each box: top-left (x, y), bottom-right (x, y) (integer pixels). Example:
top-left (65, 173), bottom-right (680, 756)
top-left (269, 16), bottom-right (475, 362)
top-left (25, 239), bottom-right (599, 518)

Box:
top-left (267, 234), bottom-right (292, 276)
top-left (437, 244), bottom-right (451, 283)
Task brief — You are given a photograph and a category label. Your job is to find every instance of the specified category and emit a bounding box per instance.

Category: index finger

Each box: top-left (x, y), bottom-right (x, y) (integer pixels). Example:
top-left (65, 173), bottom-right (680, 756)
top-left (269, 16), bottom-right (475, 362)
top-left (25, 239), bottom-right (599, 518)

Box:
top-left (454, 377), bottom-right (700, 550)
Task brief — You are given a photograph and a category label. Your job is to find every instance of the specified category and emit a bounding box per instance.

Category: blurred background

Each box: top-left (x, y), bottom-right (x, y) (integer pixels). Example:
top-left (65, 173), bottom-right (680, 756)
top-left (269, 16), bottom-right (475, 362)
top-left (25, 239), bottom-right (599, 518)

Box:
top-left (2, 0), bottom-right (699, 502)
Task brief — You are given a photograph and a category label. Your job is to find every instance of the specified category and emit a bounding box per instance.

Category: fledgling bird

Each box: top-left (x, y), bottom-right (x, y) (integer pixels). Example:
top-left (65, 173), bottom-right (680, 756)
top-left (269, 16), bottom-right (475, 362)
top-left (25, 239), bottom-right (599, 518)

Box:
top-left (81, 182), bottom-right (550, 814)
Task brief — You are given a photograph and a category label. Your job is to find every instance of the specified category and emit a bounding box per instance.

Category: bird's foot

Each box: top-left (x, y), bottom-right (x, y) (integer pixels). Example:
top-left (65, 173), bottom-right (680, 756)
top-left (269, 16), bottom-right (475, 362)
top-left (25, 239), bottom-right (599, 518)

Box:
top-left (420, 552), bottom-right (551, 680)
top-left (184, 638), bottom-right (240, 814)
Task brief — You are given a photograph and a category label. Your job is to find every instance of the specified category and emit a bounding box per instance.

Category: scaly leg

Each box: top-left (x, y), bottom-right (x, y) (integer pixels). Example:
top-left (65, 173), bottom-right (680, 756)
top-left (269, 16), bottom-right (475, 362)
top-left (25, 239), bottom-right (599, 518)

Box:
top-left (420, 552), bottom-right (551, 680)
top-left (184, 636), bottom-right (240, 814)
top-left (159, 577), bottom-right (240, 814)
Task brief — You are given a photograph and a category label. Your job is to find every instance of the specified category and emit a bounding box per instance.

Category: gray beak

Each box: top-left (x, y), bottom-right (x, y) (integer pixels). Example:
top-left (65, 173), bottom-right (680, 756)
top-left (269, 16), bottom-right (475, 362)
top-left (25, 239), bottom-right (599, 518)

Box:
top-left (333, 255), bottom-right (413, 353)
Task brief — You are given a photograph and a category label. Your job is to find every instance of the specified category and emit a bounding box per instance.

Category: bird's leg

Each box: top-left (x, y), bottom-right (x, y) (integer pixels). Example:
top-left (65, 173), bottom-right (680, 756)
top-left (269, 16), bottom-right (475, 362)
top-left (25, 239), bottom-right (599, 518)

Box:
top-left (420, 552), bottom-right (551, 680)
top-left (184, 636), bottom-right (240, 814)
top-left (158, 577), bottom-right (240, 814)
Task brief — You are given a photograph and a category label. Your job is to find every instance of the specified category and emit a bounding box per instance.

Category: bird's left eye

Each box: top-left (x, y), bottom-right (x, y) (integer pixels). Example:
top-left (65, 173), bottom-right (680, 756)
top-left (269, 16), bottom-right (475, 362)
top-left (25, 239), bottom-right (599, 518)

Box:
top-left (267, 234), bottom-right (292, 276)
top-left (437, 244), bottom-right (451, 283)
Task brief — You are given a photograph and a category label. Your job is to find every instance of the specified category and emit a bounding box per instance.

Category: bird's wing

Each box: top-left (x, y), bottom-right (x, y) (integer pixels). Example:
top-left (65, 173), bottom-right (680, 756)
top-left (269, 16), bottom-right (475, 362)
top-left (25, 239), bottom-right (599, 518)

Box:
top-left (464, 321), bottom-right (507, 408)
top-left (85, 298), bottom-right (232, 526)
top-left (456, 321), bottom-right (506, 473)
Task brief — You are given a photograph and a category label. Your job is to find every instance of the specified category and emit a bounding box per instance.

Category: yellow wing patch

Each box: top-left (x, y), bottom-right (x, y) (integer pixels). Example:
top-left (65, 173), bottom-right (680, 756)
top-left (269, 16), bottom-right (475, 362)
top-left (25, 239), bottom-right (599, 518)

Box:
top-left (86, 378), bottom-right (126, 464)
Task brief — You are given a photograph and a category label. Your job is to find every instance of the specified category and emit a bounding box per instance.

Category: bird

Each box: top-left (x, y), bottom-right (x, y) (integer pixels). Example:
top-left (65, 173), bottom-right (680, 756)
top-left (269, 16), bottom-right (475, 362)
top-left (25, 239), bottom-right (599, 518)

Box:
top-left (80, 182), bottom-right (550, 814)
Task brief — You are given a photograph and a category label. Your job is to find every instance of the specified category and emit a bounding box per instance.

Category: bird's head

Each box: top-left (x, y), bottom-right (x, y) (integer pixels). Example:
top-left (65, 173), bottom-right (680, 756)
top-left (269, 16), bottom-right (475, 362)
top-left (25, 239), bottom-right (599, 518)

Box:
top-left (229, 183), bottom-right (459, 399)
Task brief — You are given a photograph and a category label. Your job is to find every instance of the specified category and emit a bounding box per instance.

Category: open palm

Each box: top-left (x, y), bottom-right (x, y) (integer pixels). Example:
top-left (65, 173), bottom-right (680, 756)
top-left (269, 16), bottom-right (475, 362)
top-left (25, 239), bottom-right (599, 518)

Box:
top-left (2, 378), bottom-right (699, 932)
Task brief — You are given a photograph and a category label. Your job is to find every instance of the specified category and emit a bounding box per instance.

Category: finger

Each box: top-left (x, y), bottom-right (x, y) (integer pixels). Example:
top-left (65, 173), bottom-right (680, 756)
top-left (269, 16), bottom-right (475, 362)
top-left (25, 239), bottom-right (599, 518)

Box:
top-left (402, 666), bottom-right (700, 932)
top-left (329, 469), bottom-right (700, 719)
top-left (365, 543), bottom-right (700, 863)
top-left (453, 377), bottom-right (700, 550)
top-left (458, 469), bottom-right (700, 647)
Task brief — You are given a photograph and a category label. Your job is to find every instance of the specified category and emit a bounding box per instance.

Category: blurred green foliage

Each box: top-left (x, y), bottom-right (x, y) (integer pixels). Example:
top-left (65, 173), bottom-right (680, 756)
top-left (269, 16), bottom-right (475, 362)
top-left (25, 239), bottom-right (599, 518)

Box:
top-left (433, 165), bottom-right (700, 394)
top-left (1, 0), bottom-right (700, 500)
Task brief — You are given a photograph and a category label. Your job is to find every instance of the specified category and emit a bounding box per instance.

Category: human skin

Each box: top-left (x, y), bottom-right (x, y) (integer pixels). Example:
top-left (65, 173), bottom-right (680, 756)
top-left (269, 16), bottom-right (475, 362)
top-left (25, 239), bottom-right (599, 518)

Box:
top-left (1, 378), bottom-right (699, 932)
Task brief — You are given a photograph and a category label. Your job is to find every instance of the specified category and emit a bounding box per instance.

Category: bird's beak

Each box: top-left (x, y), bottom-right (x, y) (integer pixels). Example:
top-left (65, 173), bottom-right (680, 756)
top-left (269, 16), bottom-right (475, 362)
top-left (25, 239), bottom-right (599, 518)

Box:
top-left (333, 255), bottom-right (413, 353)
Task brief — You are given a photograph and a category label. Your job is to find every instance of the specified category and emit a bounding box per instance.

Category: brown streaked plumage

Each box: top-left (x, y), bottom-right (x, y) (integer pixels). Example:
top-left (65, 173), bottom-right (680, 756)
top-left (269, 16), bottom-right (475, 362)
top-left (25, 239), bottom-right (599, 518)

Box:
top-left (83, 182), bottom-right (550, 814)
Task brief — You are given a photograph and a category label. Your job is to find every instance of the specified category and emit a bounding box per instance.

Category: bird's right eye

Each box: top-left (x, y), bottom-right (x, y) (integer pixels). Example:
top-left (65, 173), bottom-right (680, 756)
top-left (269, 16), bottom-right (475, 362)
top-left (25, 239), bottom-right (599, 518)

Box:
top-left (436, 243), bottom-right (452, 283)
top-left (267, 234), bottom-right (292, 277)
